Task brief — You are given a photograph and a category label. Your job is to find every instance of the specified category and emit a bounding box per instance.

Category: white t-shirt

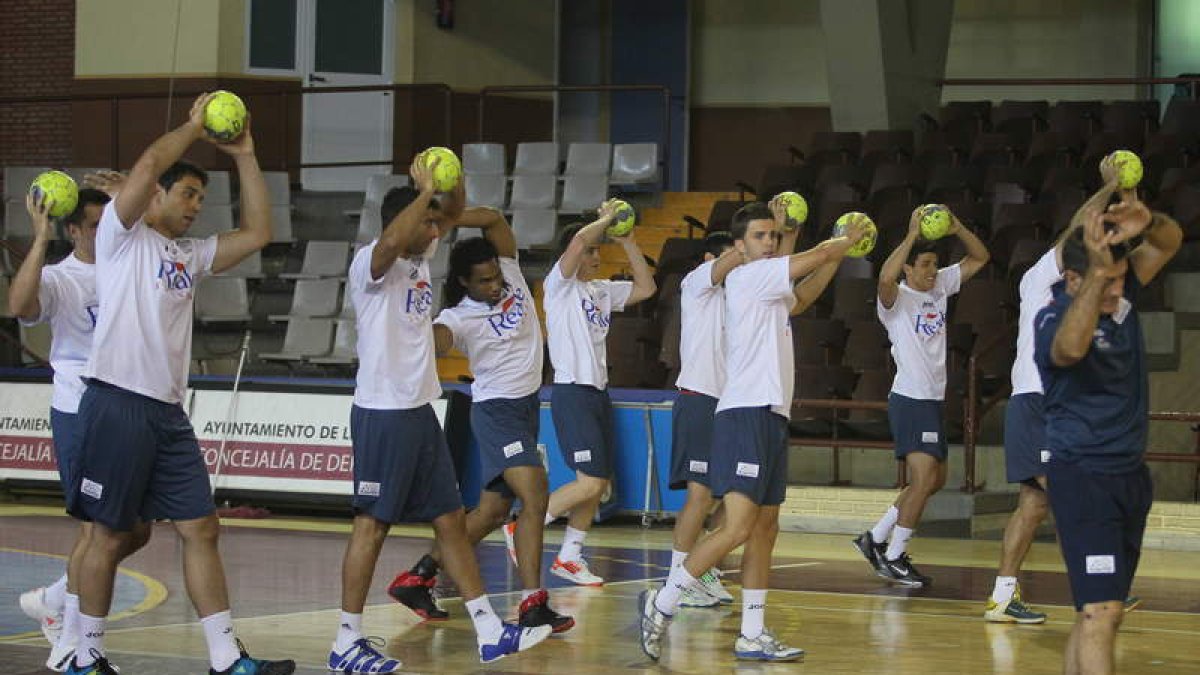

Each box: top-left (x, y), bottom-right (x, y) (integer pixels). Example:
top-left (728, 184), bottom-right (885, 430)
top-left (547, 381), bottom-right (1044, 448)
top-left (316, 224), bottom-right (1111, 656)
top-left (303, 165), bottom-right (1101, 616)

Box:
top-left (543, 261), bottom-right (633, 389)
top-left (877, 263), bottom-right (962, 401)
top-left (717, 257), bottom-right (797, 419)
top-left (434, 256), bottom-right (543, 401)
top-left (1011, 250), bottom-right (1060, 395)
top-left (675, 260), bottom-right (726, 398)
top-left (85, 201), bottom-right (217, 404)
top-left (21, 254), bottom-right (97, 413)
top-left (349, 241), bottom-right (442, 410)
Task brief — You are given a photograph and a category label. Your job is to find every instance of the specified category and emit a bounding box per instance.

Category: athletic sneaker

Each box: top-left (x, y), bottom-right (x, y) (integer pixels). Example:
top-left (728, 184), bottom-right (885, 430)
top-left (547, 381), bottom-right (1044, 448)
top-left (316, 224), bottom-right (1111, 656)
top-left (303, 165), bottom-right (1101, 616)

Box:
top-left (66, 651), bottom-right (118, 675)
top-left (734, 629), bottom-right (805, 662)
top-left (502, 521), bottom-right (519, 567)
top-left (679, 585), bottom-right (720, 608)
top-left (209, 641), bottom-right (295, 674)
top-left (387, 571), bottom-right (449, 621)
top-left (1124, 596), bottom-right (1141, 612)
top-left (518, 589), bottom-right (575, 633)
top-left (47, 631), bottom-right (78, 672)
top-left (984, 591), bottom-right (1047, 624)
top-left (852, 531), bottom-right (891, 579)
top-left (550, 557), bottom-right (604, 586)
top-left (637, 587), bottom-right (672, 661)
top-left (478, 623), bottom-right (551, 663)
top-left (328, 636), bottom-right (402, 673)
top-left (882, 553), bottom-right (931, 588)
top-left (697, 568), bottom-right (734, 604)
top-left (19, 586), bottom-right (64, 646)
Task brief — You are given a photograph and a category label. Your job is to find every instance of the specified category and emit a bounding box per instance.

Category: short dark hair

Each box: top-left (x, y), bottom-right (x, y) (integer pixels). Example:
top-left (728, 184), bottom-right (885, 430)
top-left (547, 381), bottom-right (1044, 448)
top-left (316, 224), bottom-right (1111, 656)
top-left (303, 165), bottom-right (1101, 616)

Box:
top-left (158, 161), bottom-right (208, 191)
top-left (905, 240), bottom-right (941, 266)
top-left (1061, 227), bottom-right (1130, 275)
top-left (445, 236), bottom-right (499, 307)
top-left (730, 202), bottom-right (773, 240)
top-left (380, 186), bottom-right (439, 227)
top-left (703, 231), bottom-right (734, 258)
top-left (61, 188), bottom-right (110, 227)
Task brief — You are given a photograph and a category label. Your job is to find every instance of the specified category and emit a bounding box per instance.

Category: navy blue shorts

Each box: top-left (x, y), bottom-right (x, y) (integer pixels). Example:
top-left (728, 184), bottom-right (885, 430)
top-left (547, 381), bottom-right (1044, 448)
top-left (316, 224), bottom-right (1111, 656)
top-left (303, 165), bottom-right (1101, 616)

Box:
top-left (1005, 393), bottom-right (1049, 485)
top-left (70, 381), bottom-right (215, 531)
top-left (50, 407), bottom-right (84, 497)
top-left (669, 392), bottom-right (718, 490)
top-left (888, 392), bottom-right (947, 462)
top-left (550, 384), bottom-right (614, 479)
top-left (1047, 459), bottom-right (1151, 610)
top-left (709, 407), bottom-right (789, 507)
top-left (471, 394), bottom-right (545, 499)
top-left (350, 404), bottom-right (463, 524)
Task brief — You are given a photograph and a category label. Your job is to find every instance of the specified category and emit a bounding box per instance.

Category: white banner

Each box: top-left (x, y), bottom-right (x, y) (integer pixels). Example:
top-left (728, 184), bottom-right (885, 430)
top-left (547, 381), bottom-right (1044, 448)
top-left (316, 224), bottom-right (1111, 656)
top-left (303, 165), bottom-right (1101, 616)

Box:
top-left (0, 382), bottom-right (57, 482)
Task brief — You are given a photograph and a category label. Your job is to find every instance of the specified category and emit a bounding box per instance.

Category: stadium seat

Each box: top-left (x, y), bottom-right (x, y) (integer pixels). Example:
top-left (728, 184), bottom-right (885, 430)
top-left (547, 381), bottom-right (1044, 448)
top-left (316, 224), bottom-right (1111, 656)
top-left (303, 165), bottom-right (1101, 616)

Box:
top-left (0, 275), bottom-right (12, 318)
top-left (1161, 98), bottom-right (1200, 141)
top-left (791, 365), bottom-right (857, 436)
top-left (1046, 101), bottom-right (1103, 143)
top-left (758, 164), bottom-right (815, 198)
top-left (991, 100), bottom-right (1049, 141)
top-left (355, 209), bottom-right (382, 245)
top-left (465, 173), bottom-right (507, 209)
top-left (835, 257), bottom-right (874, 281)
top-left (512, 209), bottom-right (558, 250)
top-left (954, 278), bottom-right (1010, 331)
top-left (1101, 100), bottom-right (1160, 137)
top-left (1024, 131), bottom-right (1081, 170)
top-left (280, 241), bottom-right (351, 279)
top-left (3, 200), bottom-right (37, 239)
top-left (559, 173), bottom-right (608, 213)
top-left (188, 204), bottom-right (235, 239)
top-left (19, 321), bottom-right (51, 365)
top-left (655, 238), bottom-right (705, 278)
top-left (983, 165), bottom-right (1043, 197)
top-left (990, 203), bottom-right (1053, 267)
top-left (195, 277), bottom-right (252, 323)
top-left (831, 278), bottom-right (877, 322)
top-left (968, 132), bottom-right (1025, 167)
top-left (565, 143), bottom-right (612, 176)
top-left (706, 200), bottom-right (743, 233)
top-left (792, 317), bottom-right (847, 366)
top-left (259, 317), bottom-right (335, 361)
top-left (914, 130), bottom-right (967, 167)
top-left (509, 174), bottom-right (557, 210)
top-left (309, 318), bottom-right (359, 365)
top-left (3, 166), bottom-right (50, 201)
top-left (264, 171), bottom-right (290, 205)
top-left (365, 174), bottom-right (409, 205)
top-left (205, 171), bottom-right (233, 205)
top-left (842, 369), bottom-right (892, 440)
top-left (429, 237), bottom-right (451, 280)
top-left (269, 278), bottom-right (341, 321)
top-left (868, 163), bottom-right (926, 203)
top-left (925, 164), bottom-right (983, 202)
top-left (214, 250), bottom-right (264, 279)
top-left (939, 101), bottom-right (993, 137)
top-left (513, 142), bottom-right (560, 176)
top-left (806, 131), bottom-right (863, 166)
top-left (610, 143), bottom-right (659, 184)
top-left (462, 143), bottom-right (506, 175)
top-left (861, 130), bottom-right (915, 167)
top-left (815, 165), bottom-right (870, 201)
top-left (843, 320), bottom-right (891, 373)
top-left (271, 204), bottom-right (294, 243)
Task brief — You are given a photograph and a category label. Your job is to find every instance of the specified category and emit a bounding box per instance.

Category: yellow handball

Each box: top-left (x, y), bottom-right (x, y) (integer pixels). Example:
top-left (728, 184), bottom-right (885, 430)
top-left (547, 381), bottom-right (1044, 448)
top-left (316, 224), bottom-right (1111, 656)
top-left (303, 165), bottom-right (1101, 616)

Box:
top-left (776, 191), bottom-right (809, 231)
top-left (916, 203), bottom-right (952, 241)
top-left (1104, 149), bottom-right (1143, 190)
top-left (833, 211), bottom-right (877, 258)
top-left (203, 90), bottom-right (248, 142)
top-left (30, 170), bottom-right (79, 218)
top-left (606, 199), bottom-right (637, 237)
top-left (420, 146), bottom-right (462, 192)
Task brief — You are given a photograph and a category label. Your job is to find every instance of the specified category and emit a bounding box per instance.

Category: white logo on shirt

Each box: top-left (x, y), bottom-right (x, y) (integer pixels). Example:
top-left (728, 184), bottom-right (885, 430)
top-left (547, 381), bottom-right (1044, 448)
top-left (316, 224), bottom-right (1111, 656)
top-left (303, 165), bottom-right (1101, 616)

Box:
top-left (689, 460), bottom-right (709, 474)
top-left (736, 462), bottom-right (760, 478)
top-left (357, 481), bottom-right (381, 497)
top-left (503, 441), bottom-right (524, 458)
top-left (1085, 555), bottom-right (1116, 574)
top-left (1040, 449), bottom-right (1051, 464)
top-left (574, 450), bottom-right (592, 463)
top-left (921, 431), bottom-right (939, 443)
top-left (486, 286), bottom-right (528, 337)
top-left (81, 478), bottom-right (103, 499)
top-left (1092, 328), bottom-right (1112, 351)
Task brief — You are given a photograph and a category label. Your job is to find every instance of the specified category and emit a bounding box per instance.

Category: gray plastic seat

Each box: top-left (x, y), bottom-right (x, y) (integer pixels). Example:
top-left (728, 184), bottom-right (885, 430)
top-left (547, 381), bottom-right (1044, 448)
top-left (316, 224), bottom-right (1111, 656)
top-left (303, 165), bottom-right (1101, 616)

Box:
top-left (309, 318), bottom-right (359, 365)
top-left (0, 275), bottom-right (12, 318)
top-left (514, 142), bottom-right (559, 176)
top-left (195, 277), bottom-right (251, 323)
top-left (20, 321), bottom-right (52, 364)
top-left (610, 143), bottom-right (659, 184)
top-left (512, 209), bottom-right (558, 249)
top-left (3, 167), bottom-right (50, 201)
top-left (462, 143), bottom-right (506, 175)
top-left (4, 200), bottom-right (37, 239)
top-left (214, 250), bottom-right (265, 279)
top-left (355, 209), bottom-right (382, 244)
top-left (259, 317), bottom-right (335, 361)
top-left (429, 239), bottom-right (451, 280)
top-left (189, 204), bottom-right (235, 239)
top-left (465, 173), bottom-right (507, 209)
top-left (269, 278), bottom-right (341, 321)
top-left (271, 204), bottom-right (294, 243)
top-left (365, 174), bottom-right (410, 206)
top-left (509, 174), bottom-right (556, 210)
top-left (565, 143), bottom-right (612, 175)
top-left (281, 241), bottom-right (351, 279)
top-left (263, 171), bottom-right (291, 205)
top-left (205, 171), bottom-right (233, 205)
top-left (559, 174), bottom-right (608, 214)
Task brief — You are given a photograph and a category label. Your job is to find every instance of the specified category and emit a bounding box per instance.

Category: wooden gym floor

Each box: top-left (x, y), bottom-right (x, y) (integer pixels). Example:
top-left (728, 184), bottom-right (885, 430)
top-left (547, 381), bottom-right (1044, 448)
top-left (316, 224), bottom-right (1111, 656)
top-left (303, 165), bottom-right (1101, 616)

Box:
top-left (1, 504), bottom-right (1198, 674)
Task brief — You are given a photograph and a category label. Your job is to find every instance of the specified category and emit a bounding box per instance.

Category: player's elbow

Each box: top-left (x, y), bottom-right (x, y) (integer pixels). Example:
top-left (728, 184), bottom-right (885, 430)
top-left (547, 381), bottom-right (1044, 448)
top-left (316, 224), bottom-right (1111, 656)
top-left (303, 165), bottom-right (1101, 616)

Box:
top-left (1051, 341), bottom-right (1086, 367)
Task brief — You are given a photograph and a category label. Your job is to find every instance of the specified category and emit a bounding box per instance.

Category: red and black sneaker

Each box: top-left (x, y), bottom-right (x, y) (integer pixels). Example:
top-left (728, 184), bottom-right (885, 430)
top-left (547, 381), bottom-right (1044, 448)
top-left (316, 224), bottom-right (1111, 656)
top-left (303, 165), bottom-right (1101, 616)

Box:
top-left (387, 571), bottom-right (449, 621)
top-left (518, 589), bottom-right (575, 634)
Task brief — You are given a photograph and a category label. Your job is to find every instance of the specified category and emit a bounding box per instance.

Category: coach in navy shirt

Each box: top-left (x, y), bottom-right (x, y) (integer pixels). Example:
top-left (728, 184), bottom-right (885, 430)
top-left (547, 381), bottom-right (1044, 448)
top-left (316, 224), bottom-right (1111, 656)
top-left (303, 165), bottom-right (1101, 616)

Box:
top-left (1034, 199), bottom-right (1180, 675)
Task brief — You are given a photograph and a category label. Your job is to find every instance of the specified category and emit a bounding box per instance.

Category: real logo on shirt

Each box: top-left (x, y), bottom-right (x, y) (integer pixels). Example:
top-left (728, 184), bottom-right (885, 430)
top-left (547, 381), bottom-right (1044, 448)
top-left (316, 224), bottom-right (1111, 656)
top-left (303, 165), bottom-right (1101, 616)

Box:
top-left (486, 285), bottom-right (527, 337)
top-left (405, 280), bottom-right (434, 317)
top-left (913, 301), bottom-right (946, 338)
top-left (156, 259), bottom-right (195, 293)
top-left (580, 297), bottom-right (611, 331)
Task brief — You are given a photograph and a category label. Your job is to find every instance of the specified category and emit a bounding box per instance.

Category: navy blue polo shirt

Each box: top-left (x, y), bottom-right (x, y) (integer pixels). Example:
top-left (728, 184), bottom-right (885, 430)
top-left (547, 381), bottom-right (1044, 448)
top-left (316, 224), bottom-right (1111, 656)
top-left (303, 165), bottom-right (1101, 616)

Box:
top-left (1033, 273), bottom-right (1148, 473)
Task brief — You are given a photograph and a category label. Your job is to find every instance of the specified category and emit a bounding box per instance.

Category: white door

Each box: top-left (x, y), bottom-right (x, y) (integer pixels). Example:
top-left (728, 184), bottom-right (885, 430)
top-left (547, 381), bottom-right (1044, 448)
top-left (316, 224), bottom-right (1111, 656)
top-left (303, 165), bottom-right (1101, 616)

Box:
top-left (299, 0), bottom-right (395, 191)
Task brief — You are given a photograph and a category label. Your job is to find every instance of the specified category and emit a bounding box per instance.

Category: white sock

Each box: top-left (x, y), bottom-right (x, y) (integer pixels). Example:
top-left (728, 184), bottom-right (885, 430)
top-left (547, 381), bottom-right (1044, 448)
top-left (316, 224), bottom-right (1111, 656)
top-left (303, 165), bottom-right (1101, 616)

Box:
top-left (45, 574), bottom-right (69, 612)
top-left (521, 589), bottom-right (539, 603)
top-left (335, 611), bottom-right (363, 653)
top-left (991, 576), bottom-right (1018, 605)
top-left (885, 526), bottom-right (914, 561)
top-left (544, 511), bottom-right (556, 526)
top-left (558, 526), bottom-right (587, 562)
top-left (200, 610), bottom-right (241, 672)
top-left (741, 589), bottom-right (767, 639)
top-left (654, 565), bottom-right (696, 615)
top-left (870, 506), bottom-right (900, 543)
top-left (77, 613), bottom-right (105, 667)
top-left (62, 593), bottom-right (81, 646)
top-left (670, 549), bottom-right (688, 569)
top-left (465, 596), bottom-right (504, 644)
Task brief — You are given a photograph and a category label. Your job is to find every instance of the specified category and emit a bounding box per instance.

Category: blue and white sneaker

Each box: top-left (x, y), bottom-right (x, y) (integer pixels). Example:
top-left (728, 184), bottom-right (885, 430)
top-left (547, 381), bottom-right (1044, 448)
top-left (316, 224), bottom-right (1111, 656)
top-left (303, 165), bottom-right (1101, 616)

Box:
top-left (697, 568), bottom-right (734, 604)
top-left (478, 622), bottom-right (551, 663)
top-left (734, 629), bottom-right (804, 662)
top-left (66, 650), bottom-right (118, 675)
top-left (637, 587), bottom-right (672, 661)
top-left (328, 637), bottom-right (402, 673)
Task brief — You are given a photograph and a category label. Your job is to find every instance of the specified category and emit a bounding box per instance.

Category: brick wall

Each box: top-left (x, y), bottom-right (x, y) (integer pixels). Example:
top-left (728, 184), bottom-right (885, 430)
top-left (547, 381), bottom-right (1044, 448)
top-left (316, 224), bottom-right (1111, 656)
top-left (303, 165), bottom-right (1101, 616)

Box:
top-left (0, 0), bottom-right (76, 196)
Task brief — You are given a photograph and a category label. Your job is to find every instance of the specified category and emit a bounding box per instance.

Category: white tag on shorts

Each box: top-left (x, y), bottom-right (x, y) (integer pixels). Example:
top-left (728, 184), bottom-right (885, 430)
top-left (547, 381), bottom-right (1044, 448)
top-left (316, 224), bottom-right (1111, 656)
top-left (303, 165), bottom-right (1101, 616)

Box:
top-left (81, 478), bottom-right (103, 500)
top-left (689, 460), bottom-right (709, 474)
top-left (1086, 555), bottom-right (1116, 575)
top-left (503, 441), bottom-right (524, 458)
top-left (574, 450), bottom-right (592, 463)
top-left (357, 481), bottom-right (381, 497)
top-left (1040, 449), bottom-right (1051, 464)
top-left (921, 431), bottom-right (939, 443)
top-left (736, 462), bottom-right (760, 478)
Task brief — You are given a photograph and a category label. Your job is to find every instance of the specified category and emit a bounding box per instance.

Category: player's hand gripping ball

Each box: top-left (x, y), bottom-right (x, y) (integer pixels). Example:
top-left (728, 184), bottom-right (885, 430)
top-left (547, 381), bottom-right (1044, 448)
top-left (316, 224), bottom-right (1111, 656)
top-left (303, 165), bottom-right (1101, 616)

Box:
top-left (606, 199), bottom-right (637, 237)
top-left (1104, 149), bottom-right (1143, 191)
top-left (776, 191), bottom-right (809, 231)
top-left (203, 90), bottom-right (248, 141)
top-left (834, 211), bottom-right (877, 258)
top-left (916, 203), bottom-right (952, 240)
top-left (419, 146), bottom-right (462, 192)
top-left (30, 170), bottom-right (79, 218)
